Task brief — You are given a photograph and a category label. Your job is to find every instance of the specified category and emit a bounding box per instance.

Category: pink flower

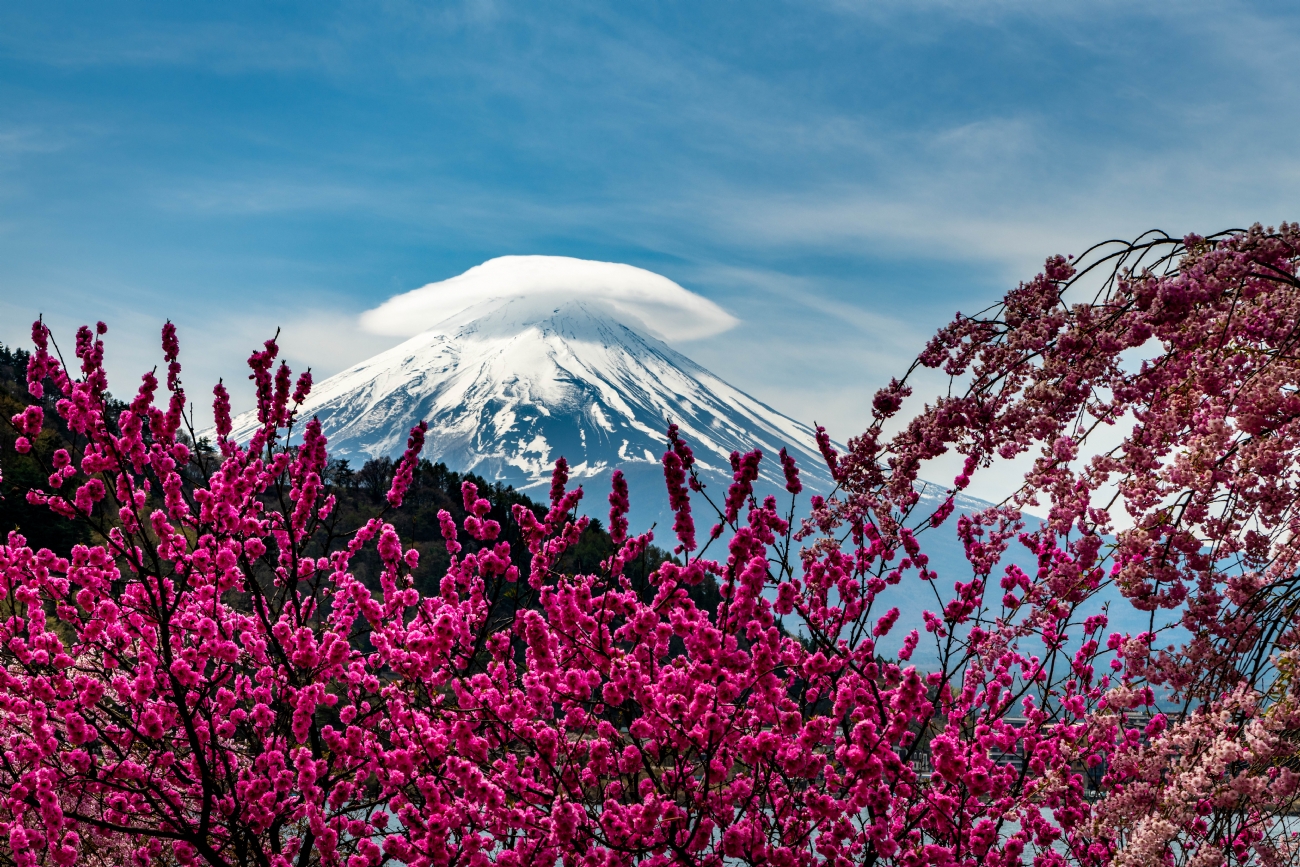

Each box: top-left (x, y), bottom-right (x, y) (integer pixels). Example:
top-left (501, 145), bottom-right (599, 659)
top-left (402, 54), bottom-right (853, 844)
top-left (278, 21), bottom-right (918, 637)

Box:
top-left (4, 225), bottom-right (1295, 866)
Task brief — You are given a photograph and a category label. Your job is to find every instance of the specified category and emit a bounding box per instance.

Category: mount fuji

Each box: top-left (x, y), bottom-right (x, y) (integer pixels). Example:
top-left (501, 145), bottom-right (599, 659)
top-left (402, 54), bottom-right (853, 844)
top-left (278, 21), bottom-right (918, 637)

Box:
top-left (222, 256), bottom-right (1155, 661)
top-left (227, 263), bottom-right (837, 529)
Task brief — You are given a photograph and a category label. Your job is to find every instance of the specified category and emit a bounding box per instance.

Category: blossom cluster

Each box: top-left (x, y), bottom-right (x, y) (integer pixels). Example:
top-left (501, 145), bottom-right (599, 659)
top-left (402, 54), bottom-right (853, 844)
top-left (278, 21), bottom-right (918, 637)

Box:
top-left (0, 317), bottom-right (1120, 867)
top-left (2, 224), bottom-right (1299, 865)
top-left (828, 224), bottom-right (1300, 864)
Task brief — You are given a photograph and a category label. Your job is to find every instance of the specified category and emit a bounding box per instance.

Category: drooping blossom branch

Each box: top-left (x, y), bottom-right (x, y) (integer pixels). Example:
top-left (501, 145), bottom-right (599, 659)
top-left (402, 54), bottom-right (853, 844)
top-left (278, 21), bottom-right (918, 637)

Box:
top-left (817, 223), bottom-right (1300, 863)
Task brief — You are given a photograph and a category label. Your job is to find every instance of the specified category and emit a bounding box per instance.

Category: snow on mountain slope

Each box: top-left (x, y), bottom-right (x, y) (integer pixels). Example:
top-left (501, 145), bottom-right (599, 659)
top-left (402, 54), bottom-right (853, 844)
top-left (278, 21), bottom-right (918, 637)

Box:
top-left (226, 291), bottom-right (837, 523)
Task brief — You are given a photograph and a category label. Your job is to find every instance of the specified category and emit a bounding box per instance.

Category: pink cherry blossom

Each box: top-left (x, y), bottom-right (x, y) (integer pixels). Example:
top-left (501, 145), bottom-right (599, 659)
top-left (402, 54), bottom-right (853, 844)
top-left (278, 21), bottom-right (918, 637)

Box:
top-left (3, 224), bottom-right (1300, 865)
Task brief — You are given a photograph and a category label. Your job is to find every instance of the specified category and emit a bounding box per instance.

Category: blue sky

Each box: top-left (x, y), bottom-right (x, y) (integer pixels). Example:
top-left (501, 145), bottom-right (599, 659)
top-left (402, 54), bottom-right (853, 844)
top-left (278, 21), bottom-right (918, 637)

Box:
top-left (2, 1), bottom-right (1298, 443)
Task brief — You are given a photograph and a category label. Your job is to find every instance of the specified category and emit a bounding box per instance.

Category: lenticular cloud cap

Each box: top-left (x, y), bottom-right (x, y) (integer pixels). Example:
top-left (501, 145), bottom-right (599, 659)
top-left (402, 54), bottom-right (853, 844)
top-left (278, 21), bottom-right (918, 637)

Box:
top-left (359, 255), bottom-right (738, 343)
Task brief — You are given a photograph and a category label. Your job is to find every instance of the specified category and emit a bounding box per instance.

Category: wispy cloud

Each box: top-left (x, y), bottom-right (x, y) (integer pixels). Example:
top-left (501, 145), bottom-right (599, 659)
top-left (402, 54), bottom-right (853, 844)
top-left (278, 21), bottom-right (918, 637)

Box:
top-left (0, 126), bottom-right (74, 157)
top-left (0, 16), bottom-right (347, 73)
top-left (154, 179), bottom-right (383, 216)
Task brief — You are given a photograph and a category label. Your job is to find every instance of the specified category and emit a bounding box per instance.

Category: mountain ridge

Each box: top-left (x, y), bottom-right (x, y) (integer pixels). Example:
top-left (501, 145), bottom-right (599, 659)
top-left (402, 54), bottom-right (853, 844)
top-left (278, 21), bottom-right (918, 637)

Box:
top-left (226, 295), bottom-right (837, 529)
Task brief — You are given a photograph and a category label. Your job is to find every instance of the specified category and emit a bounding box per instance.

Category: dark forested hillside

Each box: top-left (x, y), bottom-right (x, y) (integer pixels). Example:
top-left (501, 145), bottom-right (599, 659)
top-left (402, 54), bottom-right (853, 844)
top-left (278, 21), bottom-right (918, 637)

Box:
top-left (0, 343), bottom-right (95, 554)
top-left (303, 453), bottom-right (694, 610)
top-left (0, 340), bottom-right (703, 613)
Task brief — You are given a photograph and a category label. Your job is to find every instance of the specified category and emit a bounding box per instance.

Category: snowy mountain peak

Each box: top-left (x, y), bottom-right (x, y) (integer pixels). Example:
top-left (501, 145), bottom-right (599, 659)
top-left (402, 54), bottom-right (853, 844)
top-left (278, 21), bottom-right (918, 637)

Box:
top-left (228, 275), bottom-right (835, 525)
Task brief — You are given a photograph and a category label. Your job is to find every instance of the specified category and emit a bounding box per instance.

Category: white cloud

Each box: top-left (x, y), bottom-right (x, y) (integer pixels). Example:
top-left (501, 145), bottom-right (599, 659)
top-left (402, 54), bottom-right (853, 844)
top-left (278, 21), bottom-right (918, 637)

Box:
top-left (359, 255), bottom-right (739, 343)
